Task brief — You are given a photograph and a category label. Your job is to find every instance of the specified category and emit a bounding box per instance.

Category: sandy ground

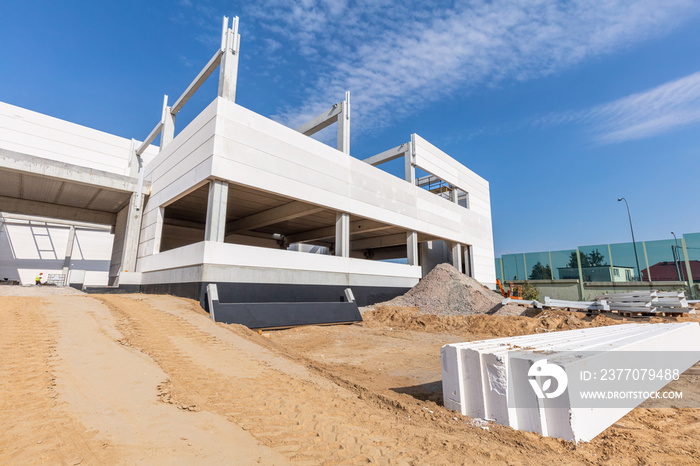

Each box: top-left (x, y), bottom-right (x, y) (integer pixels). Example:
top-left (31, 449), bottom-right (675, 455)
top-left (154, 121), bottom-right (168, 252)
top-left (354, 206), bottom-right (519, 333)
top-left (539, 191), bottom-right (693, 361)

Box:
top-left (1, 290), bottom-right (699, 464)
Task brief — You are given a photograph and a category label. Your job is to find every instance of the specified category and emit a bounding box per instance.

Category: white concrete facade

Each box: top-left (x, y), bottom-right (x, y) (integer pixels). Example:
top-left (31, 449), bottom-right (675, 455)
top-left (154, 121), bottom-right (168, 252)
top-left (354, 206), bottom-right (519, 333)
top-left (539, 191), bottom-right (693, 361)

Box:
top-left (0, 16), bottom-right (495, 299)
top-left (133, 96), bottom-right (495, 291)
top-left (0, 214), bottom-right (113, 286)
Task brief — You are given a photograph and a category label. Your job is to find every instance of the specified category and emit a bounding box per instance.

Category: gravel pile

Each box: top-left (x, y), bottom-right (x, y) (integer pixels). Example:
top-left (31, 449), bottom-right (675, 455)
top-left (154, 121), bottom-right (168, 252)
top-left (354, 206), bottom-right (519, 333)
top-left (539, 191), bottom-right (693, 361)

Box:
top-left (378, 263), bottom-right (522, 316)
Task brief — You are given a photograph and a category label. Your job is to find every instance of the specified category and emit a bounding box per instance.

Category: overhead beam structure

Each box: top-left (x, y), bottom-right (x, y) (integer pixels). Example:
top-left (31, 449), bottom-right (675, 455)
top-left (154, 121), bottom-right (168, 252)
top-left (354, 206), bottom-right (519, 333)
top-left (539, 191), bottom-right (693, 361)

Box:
top-left (295, 104), bottom-right (343, 137)
top-left (135, 16), bottom-right (240, 158)
top-left (350, 232), bottom-right (432, 251)
top-left (226, 201), bottom-right (324, 233)
top-left (362, 142), bottom-right (410, 167)
top-left (0, 196), bottom-right (116, 226)
top-left (295, 91), bottom-right (350, 154)
top-left (286, 218), bottom-right (391, 244)
top-left (0, 149), bottom-right (142, 193)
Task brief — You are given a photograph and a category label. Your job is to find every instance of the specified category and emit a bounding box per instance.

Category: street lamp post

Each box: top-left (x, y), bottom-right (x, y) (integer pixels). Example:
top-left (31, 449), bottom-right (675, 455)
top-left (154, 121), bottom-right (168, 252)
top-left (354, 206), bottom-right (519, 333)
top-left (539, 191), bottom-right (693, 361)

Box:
top-left (618, 198), bottom-right (641, 281)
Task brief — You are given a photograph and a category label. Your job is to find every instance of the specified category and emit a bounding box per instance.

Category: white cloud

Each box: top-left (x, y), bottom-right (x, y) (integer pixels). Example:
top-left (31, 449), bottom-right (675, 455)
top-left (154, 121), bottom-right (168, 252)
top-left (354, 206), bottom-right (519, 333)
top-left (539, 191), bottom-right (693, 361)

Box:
top-left (246, 0), bottom-right (700, 133)
top-left (536, 71), bottom-right (700, 142)
top-left (585, 71), bottom-right (700, 142)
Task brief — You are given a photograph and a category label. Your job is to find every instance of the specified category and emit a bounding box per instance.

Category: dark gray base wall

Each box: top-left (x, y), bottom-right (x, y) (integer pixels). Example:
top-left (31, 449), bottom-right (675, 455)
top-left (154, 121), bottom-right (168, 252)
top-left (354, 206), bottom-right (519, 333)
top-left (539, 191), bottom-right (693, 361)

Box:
top-left (137, 282), bottom-right (410, 310)
top-left (83, 284), bottom-right (140, 294)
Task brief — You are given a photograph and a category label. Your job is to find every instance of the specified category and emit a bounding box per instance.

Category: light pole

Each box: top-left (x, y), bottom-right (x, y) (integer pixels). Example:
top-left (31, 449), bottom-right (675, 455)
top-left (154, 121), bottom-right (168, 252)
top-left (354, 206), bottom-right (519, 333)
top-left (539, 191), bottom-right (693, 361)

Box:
top-left (671, 232), bottom-right (683, 281)
top-left (618, 198), bottom-right (641, 281)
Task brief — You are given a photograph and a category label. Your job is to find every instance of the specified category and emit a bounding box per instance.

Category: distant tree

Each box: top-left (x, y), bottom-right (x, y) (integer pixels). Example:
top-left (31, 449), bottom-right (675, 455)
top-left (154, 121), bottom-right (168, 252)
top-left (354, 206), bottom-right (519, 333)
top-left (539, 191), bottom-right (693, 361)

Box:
top-left (567, 251), bottom-right (590, 268)
top-left (529, 261), bottom-right (553, 280)
top-left (587, 248), bottom-right (607, 267)
top-left (567, 249), bottom-right (607, 268)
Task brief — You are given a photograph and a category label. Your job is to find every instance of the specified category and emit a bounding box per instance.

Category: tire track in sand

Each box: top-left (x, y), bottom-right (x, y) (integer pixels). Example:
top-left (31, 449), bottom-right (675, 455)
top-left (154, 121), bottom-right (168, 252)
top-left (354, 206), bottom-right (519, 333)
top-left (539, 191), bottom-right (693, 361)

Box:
top-left (0, 297), bottom-right (110, 465)
top-left (96, 294), bottom-right (466, 465)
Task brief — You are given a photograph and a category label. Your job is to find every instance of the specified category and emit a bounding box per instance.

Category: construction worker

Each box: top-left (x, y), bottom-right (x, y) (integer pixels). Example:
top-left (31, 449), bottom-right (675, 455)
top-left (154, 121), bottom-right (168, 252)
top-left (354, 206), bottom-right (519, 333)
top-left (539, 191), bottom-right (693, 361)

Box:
top-left (35, 272), bottom-right (43, 285)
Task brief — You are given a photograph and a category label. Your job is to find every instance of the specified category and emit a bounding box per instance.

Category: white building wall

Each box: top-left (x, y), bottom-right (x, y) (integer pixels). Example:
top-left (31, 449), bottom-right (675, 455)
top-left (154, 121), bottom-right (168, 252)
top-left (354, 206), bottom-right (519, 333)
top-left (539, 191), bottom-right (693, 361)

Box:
top-left (137, 100), bottom-right (219, 260)
top-left (0, 101), bottom-right (157, 176)
top-left (0, 218), bottom-right (113, 285)
top-left (136, 97), bottom-right (496, 287)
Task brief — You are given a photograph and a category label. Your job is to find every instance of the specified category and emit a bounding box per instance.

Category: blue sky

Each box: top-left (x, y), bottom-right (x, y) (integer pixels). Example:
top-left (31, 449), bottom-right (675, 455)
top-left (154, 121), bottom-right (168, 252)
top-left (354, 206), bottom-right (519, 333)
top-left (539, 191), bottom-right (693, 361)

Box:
top-left (1, 1), bottom-right (699, 257)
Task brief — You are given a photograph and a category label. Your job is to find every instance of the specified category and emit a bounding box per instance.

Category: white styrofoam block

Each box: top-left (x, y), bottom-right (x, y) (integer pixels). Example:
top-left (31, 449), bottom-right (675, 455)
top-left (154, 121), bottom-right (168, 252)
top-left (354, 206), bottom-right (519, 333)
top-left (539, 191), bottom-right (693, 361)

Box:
top-left (442, 323), bottom-right (700, 442)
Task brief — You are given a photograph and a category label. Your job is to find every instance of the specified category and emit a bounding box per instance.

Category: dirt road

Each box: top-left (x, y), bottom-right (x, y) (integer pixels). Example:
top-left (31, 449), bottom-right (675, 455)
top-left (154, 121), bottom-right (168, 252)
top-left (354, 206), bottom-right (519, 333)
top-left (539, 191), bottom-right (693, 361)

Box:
top-left (1, 291), bottom-right (699, 464)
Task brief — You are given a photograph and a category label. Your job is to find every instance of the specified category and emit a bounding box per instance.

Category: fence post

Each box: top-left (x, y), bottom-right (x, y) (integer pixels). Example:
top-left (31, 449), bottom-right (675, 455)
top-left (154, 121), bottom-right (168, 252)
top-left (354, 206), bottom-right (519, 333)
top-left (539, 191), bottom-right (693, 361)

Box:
top-left (575, 249), bottom-right (585, 300)
top-left (681, 238), bottom-right (696, 299)
top-left (642, 241), bottom-right (651, 282)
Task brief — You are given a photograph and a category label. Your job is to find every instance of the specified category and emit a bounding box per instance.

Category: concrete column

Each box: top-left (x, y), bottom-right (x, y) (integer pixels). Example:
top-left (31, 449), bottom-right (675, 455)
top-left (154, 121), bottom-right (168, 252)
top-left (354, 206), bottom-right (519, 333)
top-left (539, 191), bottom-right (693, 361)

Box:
top-left (463, 245), bottom-right (473, 277)
top-left (337, 91), bottom-right (350, 154)
top-left (218, 19), bottom-right (240, 102)
top-left (160, 107), bottom-right (176, 151)
top-left (205, 180), bottom-right (229, 242)
top-left (407, 231), bottom-right (419, 266)
top-left (152, 207), bottom-right (164, 254)
top-left (121, 193), bottom-right (144, 271)
top-left (452, 242), bottom-right (463, 273)
top-left (405, 134), bottom-right (416, 184)
top-left (335, 212), bottom-right (349, 257)
top-left (61, 226), bottom-right (75, 286)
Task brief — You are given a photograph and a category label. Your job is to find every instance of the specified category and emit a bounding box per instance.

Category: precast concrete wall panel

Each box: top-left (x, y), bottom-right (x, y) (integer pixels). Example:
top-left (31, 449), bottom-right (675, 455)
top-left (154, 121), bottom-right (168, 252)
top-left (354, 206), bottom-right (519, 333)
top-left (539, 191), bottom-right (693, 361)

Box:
top-left (413, 135), bottom-right (490, 217)
top-left (137, 97), bottom-right (494, 288)
top-left (0, 220), bottom-right (113, 285)
top-left (212, 100), bottom-right (493, 252)
top-left (137, 241), bottom-right (421, 287)
top-left (139, 101), bottom-right (220, 259)
top-left (442, 323), bottom-right (700, 442)
top-left (0, 102), bottom-right (157, 175)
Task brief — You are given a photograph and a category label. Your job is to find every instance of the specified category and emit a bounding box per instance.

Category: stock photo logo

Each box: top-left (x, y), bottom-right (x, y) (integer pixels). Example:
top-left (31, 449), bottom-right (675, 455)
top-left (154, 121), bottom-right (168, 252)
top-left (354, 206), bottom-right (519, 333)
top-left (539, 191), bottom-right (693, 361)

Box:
top-left (528, 359), bottom-right (568, 399)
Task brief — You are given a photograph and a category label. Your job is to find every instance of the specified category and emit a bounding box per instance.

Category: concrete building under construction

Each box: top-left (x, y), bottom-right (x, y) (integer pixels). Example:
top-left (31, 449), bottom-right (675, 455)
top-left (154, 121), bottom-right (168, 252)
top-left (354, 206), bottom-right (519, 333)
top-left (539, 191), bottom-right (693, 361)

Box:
top-left (0, 17), bottom-right (495, 314)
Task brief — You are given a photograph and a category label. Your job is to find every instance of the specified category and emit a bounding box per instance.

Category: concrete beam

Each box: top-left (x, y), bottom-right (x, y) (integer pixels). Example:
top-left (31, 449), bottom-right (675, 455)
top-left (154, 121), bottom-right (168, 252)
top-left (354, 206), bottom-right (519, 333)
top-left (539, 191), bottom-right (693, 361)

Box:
top-left (351, 232), bottom-right (433, 251)
top-left (205, 180), bottom-right (228, 242)
top-left (171, 49), bottom-right (223, 115)
top-left (227, 201), bottom-right (324, 233)
top-left (0, 149), bottom-right (143, 193)
top-left (295, 104), bottom-right (342, 137)
top-left (0, 196), bottom-right (116, 226)
top-left (362, 142), bottom-right (410, 167)
top-left (362, 245), bottom-right (407, 261)
top-left (0, 212), bottom-right (112, 231)
top-left (352, 233), bottom-right (406, 251)
top-left (442, 323), bottom-right (700, 442)
top-left (287, 219), bottom-right (391, 244)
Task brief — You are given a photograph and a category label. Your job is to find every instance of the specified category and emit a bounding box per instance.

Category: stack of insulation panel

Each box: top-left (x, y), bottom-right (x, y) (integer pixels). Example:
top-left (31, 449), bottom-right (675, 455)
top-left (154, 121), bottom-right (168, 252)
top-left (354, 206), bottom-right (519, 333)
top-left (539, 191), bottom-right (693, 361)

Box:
top-left (441, 322), bottom-right (700, 442)
top-left (596, 291), bottom-right (690, 314)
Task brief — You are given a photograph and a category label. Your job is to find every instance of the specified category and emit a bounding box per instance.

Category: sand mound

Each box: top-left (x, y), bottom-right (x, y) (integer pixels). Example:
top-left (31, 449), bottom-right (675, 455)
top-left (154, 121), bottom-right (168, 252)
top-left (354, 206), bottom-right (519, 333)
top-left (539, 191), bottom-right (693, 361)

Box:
top-left (377, 263), bottom-right (515, 316)
top-left (363, 306), bottom-right (623, 337)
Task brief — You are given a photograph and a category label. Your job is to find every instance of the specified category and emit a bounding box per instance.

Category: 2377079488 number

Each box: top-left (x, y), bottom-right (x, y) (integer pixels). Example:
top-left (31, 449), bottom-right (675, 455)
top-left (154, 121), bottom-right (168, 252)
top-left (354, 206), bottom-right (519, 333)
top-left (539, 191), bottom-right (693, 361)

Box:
top-left (598, 368), bottom-right (680, 381)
